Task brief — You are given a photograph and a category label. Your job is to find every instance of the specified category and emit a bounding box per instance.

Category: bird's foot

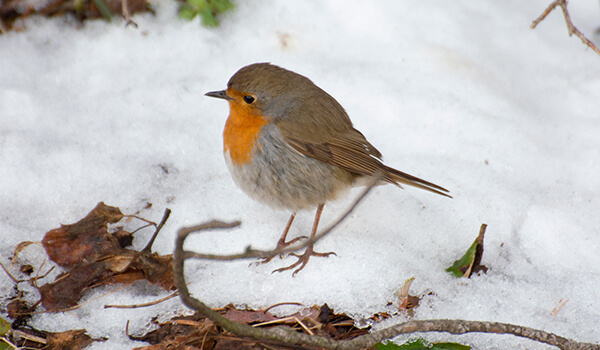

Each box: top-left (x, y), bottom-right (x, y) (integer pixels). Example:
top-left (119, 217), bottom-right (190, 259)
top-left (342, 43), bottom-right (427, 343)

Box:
top-left (255, 235), bottom-right (308, 265)
top-left (272, 246), bottom-right (336, 276)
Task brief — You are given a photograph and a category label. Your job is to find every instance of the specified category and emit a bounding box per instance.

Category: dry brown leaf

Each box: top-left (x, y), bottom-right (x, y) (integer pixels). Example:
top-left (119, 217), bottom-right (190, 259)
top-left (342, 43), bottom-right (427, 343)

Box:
top-left (36, 202), bottom-right (174, 311)
top-left (39, 261), bottom-right (112, 311)
top-left (131, 314), bottom-right (217, 349)
top-left (7, 298), bottom-right (29, 319)
top-left (102, 252), bottom-right (137, 273)
top-left (222, 305), bottom-right (278, 324)
top-left (41, 202), bottom-right (124, 267)
top-left (132, 252), bottom-right (176, 291)
top-left (46, 329), bottom-right (92, 350)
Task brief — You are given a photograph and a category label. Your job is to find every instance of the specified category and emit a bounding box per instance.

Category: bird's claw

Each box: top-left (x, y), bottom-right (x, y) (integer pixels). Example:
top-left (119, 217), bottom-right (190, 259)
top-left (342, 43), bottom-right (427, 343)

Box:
top-left (272, 248), bottom-right (336, 276)
top-left (253, 235), bottom-right (309, 265)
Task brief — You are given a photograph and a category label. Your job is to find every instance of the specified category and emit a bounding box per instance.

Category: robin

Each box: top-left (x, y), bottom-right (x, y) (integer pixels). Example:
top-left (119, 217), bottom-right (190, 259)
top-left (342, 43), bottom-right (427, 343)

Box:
top-left (206, 63), bottom-right (450, 275)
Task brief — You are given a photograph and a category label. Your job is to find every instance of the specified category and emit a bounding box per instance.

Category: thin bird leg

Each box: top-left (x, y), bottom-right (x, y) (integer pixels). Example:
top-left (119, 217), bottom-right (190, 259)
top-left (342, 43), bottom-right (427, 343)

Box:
top-left (257, 212), bottom-right (307, 264)
top-left (277, 212), bottom-right (307, 247)
top-left (273, 203), bottom-right (336, 276)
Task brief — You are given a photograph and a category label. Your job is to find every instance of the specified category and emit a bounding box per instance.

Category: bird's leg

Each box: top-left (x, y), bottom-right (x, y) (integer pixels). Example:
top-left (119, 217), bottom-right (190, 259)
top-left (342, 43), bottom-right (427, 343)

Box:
top-left (273, 203), bottom-right (336, 276)
top-left (257, 212), bottom-right (307, 264)
top-left (277, 212), bottom-right (308, 247)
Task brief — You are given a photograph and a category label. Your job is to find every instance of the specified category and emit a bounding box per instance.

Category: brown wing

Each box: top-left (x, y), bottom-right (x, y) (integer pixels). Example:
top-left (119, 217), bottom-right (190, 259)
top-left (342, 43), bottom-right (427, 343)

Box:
top-left (284, 129), bottom-right (380, 175)
top-left (283, 129), bottom-right (451, 198)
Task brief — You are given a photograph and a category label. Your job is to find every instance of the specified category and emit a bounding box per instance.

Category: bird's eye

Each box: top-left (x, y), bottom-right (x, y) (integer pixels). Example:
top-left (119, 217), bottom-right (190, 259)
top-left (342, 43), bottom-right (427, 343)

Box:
top-left (243, 95), bottom-right (255, 104)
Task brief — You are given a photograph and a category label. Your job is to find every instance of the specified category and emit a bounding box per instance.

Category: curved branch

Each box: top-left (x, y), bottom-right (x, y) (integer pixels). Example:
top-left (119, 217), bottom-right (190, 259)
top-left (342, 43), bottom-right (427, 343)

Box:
top-left (173, 220), bottom-right (600, 350)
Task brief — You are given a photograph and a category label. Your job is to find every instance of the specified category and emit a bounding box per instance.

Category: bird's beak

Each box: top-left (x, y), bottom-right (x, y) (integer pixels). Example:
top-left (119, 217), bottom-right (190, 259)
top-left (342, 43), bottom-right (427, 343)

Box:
top-left (205, 90), bottom-right (232, 100)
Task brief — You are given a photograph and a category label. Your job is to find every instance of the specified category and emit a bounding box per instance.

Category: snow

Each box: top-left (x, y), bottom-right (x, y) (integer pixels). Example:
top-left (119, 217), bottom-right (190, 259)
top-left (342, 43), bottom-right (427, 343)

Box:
top-left (1, 0), bottom-right (600, 348)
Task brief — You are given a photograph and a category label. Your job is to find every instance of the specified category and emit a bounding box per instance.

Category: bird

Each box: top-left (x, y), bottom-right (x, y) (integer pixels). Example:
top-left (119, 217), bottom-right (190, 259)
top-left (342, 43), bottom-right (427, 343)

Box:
top-left (205, 63), bottom-right (450, 275)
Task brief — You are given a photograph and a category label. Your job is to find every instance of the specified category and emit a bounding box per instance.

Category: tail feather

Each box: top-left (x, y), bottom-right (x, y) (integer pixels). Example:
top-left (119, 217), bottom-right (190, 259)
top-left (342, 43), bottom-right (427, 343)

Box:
top-left (383, 165), bottom-right (452, 198)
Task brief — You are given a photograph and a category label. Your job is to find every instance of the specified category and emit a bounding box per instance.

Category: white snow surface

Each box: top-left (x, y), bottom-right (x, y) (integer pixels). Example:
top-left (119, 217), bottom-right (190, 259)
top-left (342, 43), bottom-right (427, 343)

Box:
top-left (1, 1), bottom-right (599, 349)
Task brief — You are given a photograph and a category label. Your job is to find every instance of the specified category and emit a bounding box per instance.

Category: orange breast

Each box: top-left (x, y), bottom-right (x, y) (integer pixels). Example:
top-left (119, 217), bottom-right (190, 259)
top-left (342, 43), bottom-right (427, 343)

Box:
top-left (223, 101), bottom-right (268, 166)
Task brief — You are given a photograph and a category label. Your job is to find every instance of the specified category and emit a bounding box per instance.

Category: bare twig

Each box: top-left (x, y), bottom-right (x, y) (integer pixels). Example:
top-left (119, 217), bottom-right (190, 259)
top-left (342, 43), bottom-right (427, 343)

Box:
top-left (0, 336), bottom-right (18, 349)
top-left (263, 302), bottom-right (305, 314)
top-left (253, 317), bottom-right (315, 336)
top-left (8, 330), bottom-right (46, 345)
top-left (126, 214), bottom-right (157, 227)
top-left (122, 0), bottom-right (138, 28)
top-left (0, 261), bottom-right (18, 283)
top-left (174, 221), bottom-right (600, 349)
top-left (117, 208), bottom-right (171, 274)
top-left (551, 299), bottom-right (569, 316)
top-left (531, 0), bottom-right (600, 56)
top-left (142, 208), bottom-right (171, 253)
top-left (31, 259), bottom-right (54, 289)
top-left (104, 290), bottom-right (179, 309)
top-left (129, 223), bottom-right (154, 235)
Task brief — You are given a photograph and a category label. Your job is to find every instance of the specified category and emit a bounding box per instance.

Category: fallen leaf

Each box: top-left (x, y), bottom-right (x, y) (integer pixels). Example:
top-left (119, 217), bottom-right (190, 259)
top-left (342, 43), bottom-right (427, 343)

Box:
top-left (41, 202), bottom-right (124, 267)
top-left (132, 251), bottom-right (175, 291)
top-left (393, 277), bottom-right (420, 316)
top-left (222, 305), bottom-right (278, 324)
top-left (131, 314), bottom-right (217, 349)
top-left (0, 317), bottom-right (10, 336)
top-left (46, 329), bottom-right (92, 350)
top-left (39, 261), bottom-right (112, 311)
top-left (6, 299), bottom-right (29, 319)
top-left (446, 224), bottom-right (488, 278)
top-left (394, 277), bottom-right (415, 299)
top-left (36, 203), bottom-right (174, 310)
top-left (112, 228), bottom-right (134, 248)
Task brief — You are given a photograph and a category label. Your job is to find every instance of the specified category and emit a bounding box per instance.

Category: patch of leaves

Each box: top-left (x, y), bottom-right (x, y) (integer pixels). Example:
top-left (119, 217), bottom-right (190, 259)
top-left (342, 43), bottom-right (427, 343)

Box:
top-left (1, 326), bottom-right (94, 350)
top-left (1, 202), bottom-right (172, 348)
top-left (30, 202), bottom-right (175, 311)
top-left (0, 0), bottom-right (151, 32)
top-left (177, 0), bottom-right (233, 26)
top-left (131, 303), bottom-right (370, 350)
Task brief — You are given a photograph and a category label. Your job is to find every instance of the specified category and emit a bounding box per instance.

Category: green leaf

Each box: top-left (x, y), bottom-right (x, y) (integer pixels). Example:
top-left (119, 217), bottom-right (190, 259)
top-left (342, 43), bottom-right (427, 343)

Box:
top-left (446, 223), bottom-right (487, 278)
top-left (178, 4), bottom-right (198, 20)
top-left (0, 317), bottom-right (9, 336)
top-left (178, 0), bottom-right (234, 25)
top-left (92, 0), bottom-right (113, 21)
top-left (74, 0), bottom-right (84, 12)
top-left (188, 0), bottom-right (206, 7)
top-left (446, 239), bottom-right (478, 277)
top-left (375, 338), bottom-right (470, 350)
top-left (199, 5), bottom-right (219, 26)
top-left (0, 317), bottom-right (11, 350)
top-left (211, 0), bottom-right (233, 13)
top-left (375, 339), bottom-right (430, 349)
top-left (0, 341), bottom-right (11, 350)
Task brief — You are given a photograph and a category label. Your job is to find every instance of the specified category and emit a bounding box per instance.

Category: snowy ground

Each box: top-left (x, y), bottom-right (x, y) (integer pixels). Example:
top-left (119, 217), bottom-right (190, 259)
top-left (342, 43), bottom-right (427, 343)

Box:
top-left (1, 1), bottom-right (599, 349)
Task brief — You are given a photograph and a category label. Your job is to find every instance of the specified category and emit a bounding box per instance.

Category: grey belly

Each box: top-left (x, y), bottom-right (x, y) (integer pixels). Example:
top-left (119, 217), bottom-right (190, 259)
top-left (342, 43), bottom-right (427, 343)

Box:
top-left (225, 127), bottom-right (352, 211)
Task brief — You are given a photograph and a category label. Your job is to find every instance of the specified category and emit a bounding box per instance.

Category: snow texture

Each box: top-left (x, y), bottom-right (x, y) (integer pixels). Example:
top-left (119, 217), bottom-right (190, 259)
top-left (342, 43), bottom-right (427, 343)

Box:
top-left (1, 1), bottom-right (599, 349)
